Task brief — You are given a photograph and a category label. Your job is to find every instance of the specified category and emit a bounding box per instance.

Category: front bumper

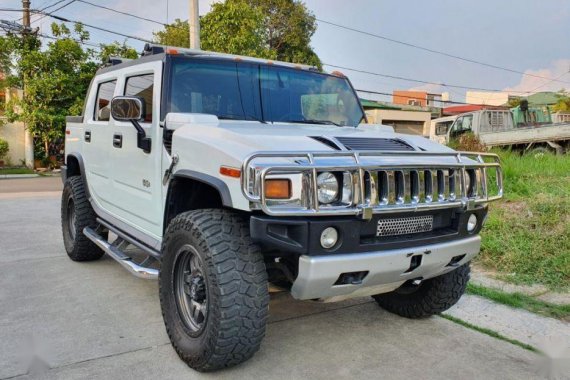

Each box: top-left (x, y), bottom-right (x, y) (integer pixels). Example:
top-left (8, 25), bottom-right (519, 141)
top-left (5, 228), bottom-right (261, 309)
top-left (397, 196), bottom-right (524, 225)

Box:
top-left (291, 235), bottom-right (480, 301)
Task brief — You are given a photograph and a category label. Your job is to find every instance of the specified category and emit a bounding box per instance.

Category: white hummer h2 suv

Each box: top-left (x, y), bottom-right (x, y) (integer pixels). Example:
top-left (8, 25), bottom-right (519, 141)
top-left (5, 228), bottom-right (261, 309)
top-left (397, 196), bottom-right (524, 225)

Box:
top-left (61, 44), bottom-right (503, 371)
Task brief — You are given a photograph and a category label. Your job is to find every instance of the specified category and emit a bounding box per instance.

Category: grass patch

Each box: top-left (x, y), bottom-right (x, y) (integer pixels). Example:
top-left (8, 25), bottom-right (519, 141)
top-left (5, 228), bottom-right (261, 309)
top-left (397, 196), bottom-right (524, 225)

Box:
top-left (467, 283), bottom-right (570, 320)
top-left (440, 314), bottom-right (538, 352)
top-left (477, 150), bottom-right (570, 290)
top-left (0, 167), bottom-right (35, 175)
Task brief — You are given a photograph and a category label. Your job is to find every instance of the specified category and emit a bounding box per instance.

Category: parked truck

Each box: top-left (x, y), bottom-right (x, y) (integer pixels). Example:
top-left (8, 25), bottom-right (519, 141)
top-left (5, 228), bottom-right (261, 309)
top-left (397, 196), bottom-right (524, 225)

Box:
top-left (61, 44), bottom-right (503, 371)
top-left (431, 107), bottom-right (570, 153)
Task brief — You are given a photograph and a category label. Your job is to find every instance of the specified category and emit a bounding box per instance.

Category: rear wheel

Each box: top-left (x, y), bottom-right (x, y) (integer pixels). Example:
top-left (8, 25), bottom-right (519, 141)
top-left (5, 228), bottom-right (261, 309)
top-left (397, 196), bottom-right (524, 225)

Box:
top-left (373, 264), bottom-right (470, 318)
top-left (159, 209), bottom-right (269, 371)
top-left (61, 176), bottom-right (104, 261)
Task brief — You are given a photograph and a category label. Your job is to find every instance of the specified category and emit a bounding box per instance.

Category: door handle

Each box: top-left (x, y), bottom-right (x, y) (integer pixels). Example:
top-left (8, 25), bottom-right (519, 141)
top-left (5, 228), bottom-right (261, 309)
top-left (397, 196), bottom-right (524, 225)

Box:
top-left (84, 130), bottom-right (91, 143)
top-left (113, 133), bottom-right (123, 148)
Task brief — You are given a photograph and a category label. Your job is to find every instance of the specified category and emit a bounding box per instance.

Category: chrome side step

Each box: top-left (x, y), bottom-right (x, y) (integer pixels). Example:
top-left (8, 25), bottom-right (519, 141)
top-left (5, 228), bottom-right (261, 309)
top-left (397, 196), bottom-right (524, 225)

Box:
top-left (83, 227), bottom-right (159, 280)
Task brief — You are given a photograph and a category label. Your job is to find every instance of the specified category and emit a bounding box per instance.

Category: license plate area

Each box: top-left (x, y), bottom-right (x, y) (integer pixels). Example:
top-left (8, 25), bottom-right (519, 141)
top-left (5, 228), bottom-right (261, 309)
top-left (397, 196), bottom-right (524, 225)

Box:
top-left (377, 215), bottom-right (434, 237)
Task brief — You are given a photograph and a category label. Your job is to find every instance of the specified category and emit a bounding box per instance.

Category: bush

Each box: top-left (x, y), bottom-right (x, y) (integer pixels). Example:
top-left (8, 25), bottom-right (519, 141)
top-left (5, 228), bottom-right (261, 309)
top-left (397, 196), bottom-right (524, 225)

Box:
top-left (448, 132), bottom-right (486, 152)
top-left (0, 138), bottom-right (9, 160)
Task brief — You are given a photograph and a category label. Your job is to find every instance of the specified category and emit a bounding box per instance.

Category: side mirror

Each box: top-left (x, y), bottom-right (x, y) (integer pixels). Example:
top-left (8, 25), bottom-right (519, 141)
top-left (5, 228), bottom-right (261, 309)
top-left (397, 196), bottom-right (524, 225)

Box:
top-left (111, 96), bottom-right (145, 121)
top-left (110, 96), bottom-right (151, 153)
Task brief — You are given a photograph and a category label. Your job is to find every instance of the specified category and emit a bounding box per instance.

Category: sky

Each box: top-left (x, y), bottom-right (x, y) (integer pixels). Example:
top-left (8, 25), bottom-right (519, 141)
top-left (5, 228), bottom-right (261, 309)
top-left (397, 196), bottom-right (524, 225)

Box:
top-left (2, 0), bottom-right (570, 103)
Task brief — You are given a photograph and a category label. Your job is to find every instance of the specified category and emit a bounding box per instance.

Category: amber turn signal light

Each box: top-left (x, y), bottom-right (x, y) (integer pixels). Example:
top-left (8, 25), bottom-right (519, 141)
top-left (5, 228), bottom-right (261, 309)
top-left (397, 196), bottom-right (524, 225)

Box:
top-left (219, 166), bottom-right (241, 178)
top-left (264, 179), bottom-right (291, 199)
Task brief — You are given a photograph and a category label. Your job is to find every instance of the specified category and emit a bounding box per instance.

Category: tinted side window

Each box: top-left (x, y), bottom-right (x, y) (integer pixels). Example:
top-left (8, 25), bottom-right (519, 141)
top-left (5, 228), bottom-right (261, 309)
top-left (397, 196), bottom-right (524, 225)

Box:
top-left (125, 74), bottom-right (154, 122)
top-left (94, 80), bottom-right (117, 121)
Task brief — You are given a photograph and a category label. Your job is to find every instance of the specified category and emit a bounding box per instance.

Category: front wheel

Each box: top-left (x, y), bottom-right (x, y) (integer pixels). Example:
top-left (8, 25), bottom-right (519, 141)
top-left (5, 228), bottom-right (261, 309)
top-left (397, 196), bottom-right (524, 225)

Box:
top-left (373, 263), bottom-right (470, 318)
top-left (159, 209), bottom-right (269, 372)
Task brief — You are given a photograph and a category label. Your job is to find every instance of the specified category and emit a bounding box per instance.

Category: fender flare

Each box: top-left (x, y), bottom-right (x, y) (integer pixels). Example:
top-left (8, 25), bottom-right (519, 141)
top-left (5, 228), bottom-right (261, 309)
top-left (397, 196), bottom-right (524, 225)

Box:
top-left (64, 152), bottom-right (90, 198)
top-left (169, 170), bottom-right (233, 208)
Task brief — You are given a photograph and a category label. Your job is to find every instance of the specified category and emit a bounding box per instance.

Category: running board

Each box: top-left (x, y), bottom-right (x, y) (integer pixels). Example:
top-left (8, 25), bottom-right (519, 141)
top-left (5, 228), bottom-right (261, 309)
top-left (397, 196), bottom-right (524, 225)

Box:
top-left (83, 227), bottom-right (159, 280)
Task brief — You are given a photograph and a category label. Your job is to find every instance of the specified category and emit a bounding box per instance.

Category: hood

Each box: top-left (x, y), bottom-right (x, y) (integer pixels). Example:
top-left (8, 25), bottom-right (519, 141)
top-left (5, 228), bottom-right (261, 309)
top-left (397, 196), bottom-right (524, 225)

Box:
top-left (171, 116), bottom-right (455, 164)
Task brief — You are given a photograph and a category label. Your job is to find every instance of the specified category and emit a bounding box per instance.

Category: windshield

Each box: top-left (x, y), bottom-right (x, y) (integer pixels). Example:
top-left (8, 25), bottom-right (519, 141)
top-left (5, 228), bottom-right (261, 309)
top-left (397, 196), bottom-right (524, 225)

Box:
top-left (167, 57), bottom-right (365, 127)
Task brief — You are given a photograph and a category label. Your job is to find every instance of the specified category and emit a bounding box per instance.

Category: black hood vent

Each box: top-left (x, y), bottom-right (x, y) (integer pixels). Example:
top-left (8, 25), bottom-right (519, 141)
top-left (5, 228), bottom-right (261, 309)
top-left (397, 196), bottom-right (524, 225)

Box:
top-left (310, 136), bottom-right (342, 150)
top-left (334, 137), bottom-right (415, 151)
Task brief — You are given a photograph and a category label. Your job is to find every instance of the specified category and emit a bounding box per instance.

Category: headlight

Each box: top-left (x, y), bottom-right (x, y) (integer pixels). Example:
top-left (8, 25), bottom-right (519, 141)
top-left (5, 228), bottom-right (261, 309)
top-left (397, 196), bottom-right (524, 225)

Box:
top-left (317, 172), bottom-right (339, 204)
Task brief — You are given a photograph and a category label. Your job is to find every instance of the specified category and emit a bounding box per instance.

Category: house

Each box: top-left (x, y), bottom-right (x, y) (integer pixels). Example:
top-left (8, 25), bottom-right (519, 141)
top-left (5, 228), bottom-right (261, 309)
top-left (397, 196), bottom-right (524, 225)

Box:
top-left (465, 91), bottom-right (520, 106)
top-left (361, 99), bottom-right (432, 136)
top-left (392, 90), bottom-right (443, 107)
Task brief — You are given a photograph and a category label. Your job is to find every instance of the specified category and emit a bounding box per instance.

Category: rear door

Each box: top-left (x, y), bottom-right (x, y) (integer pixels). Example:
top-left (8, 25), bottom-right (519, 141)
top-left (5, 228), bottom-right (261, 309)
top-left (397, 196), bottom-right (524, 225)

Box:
top-left (106, 61), bottom-right (164, 245)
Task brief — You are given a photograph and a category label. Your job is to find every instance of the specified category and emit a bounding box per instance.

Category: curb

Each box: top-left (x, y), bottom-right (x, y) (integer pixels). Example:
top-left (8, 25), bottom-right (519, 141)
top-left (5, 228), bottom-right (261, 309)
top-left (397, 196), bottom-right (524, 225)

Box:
top-left (0, 174), bottom-right (40, 179)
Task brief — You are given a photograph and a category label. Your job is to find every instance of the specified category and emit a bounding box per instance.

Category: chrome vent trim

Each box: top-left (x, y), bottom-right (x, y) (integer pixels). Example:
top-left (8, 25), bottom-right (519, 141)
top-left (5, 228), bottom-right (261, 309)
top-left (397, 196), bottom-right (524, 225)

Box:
top-left (335, 137), bottom-right (415, 151)
top-left (377, 215), bottom-right (433, 237)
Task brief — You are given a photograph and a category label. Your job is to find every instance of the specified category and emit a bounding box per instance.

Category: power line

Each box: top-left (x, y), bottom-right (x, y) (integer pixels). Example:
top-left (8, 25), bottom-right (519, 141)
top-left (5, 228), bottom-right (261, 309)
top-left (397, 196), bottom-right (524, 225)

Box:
top-left (75, 0), bottom-right (166, 26)
top-left (317, 18), bottom-right (570, 85)
top-left (521, 70), bottom-right (570, 94)
top-left (35, 10), bottom-right (154, 43)
top-left (32, 0), bottom-right (78, 25)
top-left (324, 63), bottom-right (532, 94)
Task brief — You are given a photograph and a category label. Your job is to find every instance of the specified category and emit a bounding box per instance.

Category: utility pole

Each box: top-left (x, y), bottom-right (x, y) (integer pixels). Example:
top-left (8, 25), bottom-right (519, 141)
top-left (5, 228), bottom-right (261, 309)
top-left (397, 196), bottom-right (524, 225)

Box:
top-left (189, 0), bottom-right (200, 49)
top-left (22, 0), bottom-right (34, 168)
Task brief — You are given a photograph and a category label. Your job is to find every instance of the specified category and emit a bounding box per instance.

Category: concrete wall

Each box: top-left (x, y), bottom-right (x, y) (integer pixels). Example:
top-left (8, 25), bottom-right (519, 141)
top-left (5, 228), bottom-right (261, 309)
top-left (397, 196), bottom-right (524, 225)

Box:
top-left (0, 88), bottom-right (26, 166)
top-left (465, 91), bottom-right (511, 106)
top-left (0, 118), bottom-right (26, 166)
top-left (365, 109), bottom-right (432, 136)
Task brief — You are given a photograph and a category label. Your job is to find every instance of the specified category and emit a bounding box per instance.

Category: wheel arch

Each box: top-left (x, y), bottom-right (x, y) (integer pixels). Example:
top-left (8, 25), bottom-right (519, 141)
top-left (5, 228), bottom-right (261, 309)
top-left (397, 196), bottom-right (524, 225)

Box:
top-left (64, 152), bottom-right (90, 198)
top-left (163, 170), bottom-right (233, 233)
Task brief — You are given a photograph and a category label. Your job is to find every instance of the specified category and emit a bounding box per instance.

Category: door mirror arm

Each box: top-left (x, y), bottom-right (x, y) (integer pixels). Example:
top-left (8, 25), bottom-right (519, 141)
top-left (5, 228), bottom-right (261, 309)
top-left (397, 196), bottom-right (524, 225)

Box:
top-left (110, 96), bottom-right (151, 153)
top-left (130, 119), bottom-right (152, 154)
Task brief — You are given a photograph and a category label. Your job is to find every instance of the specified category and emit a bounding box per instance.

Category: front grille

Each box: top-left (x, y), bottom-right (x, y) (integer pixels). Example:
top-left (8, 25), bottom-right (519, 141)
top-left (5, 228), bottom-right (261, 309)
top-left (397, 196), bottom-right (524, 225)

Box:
top-left (335, 137), bottom-right (415, 151)
top-left (365, 168), bottom-right (465, 206)
top-left (377, 215), bottom-right (434, 237)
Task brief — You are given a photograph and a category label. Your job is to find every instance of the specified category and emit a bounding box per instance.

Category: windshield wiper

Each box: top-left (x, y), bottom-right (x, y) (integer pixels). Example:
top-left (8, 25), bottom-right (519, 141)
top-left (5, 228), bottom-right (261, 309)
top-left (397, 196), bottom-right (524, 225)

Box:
top-left (286, 119), bottom-right (342, 127)
top-left (218, 114), bottom-right (267, 124)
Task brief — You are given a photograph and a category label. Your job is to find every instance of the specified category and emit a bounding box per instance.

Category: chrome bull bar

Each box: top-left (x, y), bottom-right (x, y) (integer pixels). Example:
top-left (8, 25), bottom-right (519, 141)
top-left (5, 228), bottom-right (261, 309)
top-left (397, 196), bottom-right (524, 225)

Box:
top-left (241, 151), bottom-right (503, 218)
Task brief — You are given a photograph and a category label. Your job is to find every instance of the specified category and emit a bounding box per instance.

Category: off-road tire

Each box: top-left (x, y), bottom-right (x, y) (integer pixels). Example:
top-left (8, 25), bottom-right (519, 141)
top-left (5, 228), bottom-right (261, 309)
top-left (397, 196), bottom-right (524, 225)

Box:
top-left (61, 176), bottom-right (104, 261)
top-left (159, 209), bottom-right (269, 372)
top-left (373, 264), bottom-right (470, 318)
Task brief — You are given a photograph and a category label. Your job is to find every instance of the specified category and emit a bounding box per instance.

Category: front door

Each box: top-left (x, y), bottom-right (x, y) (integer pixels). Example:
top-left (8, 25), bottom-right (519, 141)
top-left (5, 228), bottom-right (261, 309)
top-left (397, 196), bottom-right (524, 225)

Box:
top-left (105, 61), bottom-right (164, 246)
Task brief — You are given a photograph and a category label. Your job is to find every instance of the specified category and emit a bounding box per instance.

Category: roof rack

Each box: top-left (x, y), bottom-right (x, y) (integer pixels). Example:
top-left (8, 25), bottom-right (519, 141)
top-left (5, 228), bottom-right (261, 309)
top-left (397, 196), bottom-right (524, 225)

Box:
top-left (102, 56), bottom-right (133, 67)
top-left (140, 43), bottom-right (318, 71)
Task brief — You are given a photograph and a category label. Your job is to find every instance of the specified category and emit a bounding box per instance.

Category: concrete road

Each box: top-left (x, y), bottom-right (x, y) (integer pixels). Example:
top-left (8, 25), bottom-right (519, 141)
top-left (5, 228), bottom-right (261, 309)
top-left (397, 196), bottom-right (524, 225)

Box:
top-left (0, 180), bottom-right (543, 379)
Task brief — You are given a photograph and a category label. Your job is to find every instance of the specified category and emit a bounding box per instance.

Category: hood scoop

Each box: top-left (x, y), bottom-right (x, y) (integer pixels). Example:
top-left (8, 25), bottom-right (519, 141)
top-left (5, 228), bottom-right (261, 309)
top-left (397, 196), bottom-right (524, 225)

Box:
top-left (334, 137), bottom-right (415, 151)
top-left (309, 136), bottom-right (343, 150)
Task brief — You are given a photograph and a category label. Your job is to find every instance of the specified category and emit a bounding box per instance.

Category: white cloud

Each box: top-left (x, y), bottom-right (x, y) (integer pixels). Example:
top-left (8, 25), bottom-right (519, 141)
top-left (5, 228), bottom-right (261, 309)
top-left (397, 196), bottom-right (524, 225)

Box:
top-left (503, 59), bottom-right (570, 94)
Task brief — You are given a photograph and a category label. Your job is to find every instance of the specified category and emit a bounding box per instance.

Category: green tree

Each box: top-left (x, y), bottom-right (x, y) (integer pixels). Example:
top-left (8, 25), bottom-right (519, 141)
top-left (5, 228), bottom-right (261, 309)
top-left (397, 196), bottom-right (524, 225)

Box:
top-left (201, 1), bottom-right (272, 58)
top-left (153, 18), bottom-right (190, 48)
top-left (1, 23), bottom-right (138, 162)
top-left (153, 0), bottom-right (321, 67)
top-left (552, 90), bottom-right (570, 112)
top-left (236, 0), bottom-right (321, 68)
top-left (99, 41), bottom-right (139, 64)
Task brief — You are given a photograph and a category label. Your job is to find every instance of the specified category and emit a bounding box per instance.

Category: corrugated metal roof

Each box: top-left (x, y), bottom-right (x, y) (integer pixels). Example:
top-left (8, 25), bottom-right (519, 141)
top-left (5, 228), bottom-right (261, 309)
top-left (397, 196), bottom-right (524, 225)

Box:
top-left (360, 99), bottom-right (401, 110)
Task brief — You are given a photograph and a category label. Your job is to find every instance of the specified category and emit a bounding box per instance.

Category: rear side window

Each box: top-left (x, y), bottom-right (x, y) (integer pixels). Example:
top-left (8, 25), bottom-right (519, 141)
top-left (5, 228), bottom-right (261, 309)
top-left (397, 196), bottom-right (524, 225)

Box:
top-left (125, 74), bottom-right (154, 122)
top-left (94, 80), bottom-right (117, 121)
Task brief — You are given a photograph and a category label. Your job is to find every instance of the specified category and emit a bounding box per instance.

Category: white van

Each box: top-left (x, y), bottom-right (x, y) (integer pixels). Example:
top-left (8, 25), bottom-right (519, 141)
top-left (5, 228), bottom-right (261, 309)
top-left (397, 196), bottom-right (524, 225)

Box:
top-left (430, 115), bottom-right (458, 144)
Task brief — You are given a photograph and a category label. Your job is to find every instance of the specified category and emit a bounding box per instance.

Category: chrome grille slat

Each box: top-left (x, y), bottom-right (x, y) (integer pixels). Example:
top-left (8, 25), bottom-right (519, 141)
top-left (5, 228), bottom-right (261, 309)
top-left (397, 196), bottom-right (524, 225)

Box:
top-left (377, 215), bottom-right (434, 237)
top-left (242, 150), bottom-right (504, 217)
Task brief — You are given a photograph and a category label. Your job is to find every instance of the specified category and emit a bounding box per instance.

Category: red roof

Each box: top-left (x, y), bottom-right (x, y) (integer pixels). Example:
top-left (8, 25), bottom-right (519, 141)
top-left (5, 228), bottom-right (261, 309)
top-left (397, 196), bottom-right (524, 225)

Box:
top-left (442, 105), bottom-right (508, 116)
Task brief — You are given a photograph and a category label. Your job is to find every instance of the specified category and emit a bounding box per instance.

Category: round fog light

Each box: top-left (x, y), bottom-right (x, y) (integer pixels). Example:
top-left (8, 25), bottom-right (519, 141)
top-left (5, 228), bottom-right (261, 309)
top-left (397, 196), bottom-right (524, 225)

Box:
top-left (467, 214), bottom-right (478, 232)
top-left (320, 227), bottom-right (338, 249)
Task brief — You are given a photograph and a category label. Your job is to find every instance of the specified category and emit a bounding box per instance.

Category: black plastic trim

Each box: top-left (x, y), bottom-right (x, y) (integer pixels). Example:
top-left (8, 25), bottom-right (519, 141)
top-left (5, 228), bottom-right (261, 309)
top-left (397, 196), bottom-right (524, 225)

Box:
top-left (250, 206), bottom-right (488, 256)
top-left (172, 170), bottom-right (233, 207)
